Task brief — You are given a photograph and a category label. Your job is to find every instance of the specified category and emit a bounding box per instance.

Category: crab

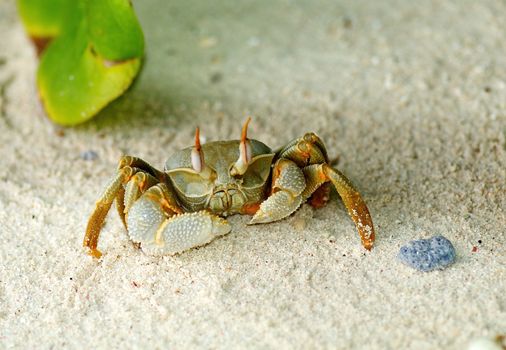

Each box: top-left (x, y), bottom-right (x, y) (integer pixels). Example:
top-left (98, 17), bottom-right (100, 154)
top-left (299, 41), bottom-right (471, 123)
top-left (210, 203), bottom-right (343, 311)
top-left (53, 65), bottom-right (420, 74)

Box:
top-left (84, 118), bottom-right (375, 258)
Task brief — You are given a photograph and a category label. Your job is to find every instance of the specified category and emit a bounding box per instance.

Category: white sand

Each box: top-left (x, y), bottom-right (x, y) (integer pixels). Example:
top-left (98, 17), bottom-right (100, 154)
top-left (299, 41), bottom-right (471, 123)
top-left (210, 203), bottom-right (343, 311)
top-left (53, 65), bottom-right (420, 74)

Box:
top-left (1, 0), bottom-right (505, 348)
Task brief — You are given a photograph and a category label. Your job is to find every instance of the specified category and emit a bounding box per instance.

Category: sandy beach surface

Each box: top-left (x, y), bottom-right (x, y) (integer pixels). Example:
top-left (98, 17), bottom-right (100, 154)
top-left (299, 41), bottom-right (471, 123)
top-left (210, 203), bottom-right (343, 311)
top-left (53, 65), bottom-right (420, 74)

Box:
top-left (1, 0), bottom-right (505, 349)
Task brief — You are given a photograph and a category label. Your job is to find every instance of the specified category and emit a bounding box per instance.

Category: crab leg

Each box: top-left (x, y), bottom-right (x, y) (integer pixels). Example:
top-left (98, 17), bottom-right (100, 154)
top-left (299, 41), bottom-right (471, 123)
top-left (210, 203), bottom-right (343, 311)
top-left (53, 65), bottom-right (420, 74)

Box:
top-left (273, 132), bottom-right (375, 250)
top-left (118, 155), bottom-right (166, 180)
top-left (123, 172), bottom-right (160, 216)
top-left (249, 133), bottom-right (329, 225)
top-left (85, 155), bottom-right (167, 258)
top-left (115, 156), bottom-right (164, 227)
top-left (249, 159), bottom-right (306, 224)
top-left (116, 185), bottom-right (127, 228)
top-left (275, 132), bottom-right (329, 167)
top-left (126, 185), bottom-right (230, 255)
top-left (114, 171), bottom-right (160, 231)
top-left (325, 165), bottom-right (375, 250)
top-left (302, 164), bottom-right (375, 250)
top-left (84, 166), bottom-right (136, 258)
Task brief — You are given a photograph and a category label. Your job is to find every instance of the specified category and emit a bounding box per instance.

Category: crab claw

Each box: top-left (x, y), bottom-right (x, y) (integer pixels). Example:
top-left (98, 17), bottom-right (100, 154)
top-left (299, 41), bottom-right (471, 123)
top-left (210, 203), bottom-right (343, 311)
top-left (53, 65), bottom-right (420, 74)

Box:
top-left (249, 191), bottom-right (303, 224)
top-left (127, 191), bottom-right (231, 255)
top-left (249, 159), bottom-right (306, 224)
top-left (230, 117), bottom-right (253, 176)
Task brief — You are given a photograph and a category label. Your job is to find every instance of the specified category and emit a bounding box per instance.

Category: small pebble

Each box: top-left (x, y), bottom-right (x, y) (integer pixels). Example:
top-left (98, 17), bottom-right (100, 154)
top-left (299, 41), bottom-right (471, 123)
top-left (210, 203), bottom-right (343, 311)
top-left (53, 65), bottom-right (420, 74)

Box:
top-left (80, 150), bottom-right (99, 161)
top-left (398, 235), bottom-right (456, 272)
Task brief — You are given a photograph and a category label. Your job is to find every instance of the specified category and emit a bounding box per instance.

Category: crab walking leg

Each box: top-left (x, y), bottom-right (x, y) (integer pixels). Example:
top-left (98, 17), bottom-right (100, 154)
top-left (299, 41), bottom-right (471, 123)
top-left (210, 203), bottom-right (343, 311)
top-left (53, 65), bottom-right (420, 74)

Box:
top-left (116, 185), bottom-right (127, 228)
top-left (325, 165), bottom-right (375, 250)
top-left (275, 133), bottom-right (375, 249)
top-left (113, 171), bottom-right (160, 236)
top-left (123, 172), bottom-right (160, 216)
top-left (303, 164), bottom-right (375, 250)
top-left (123, 184), bottom-right (180, 253)
top-left (118, 155), bottom-right (166, 180)
top-left (143, 183), bottom-right (183, 217)
top-left (84, 166), bottom-right (137, 258)
top-left (126, 187), bottom-right (230, 255)
top-left (114, 156), bottom-right (166, 227)
top-left (249, 159), bottom-right (306, 224)
top-left (275, 133), bottom-right (332, 209)
top-left (276, 133), bottom-right (329, 166)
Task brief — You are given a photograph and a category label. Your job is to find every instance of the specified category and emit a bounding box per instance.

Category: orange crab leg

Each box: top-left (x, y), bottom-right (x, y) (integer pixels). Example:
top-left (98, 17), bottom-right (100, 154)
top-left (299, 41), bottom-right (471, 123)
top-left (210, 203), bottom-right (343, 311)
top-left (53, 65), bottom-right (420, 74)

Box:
top-left (302, 164), bottom-right (375, 250)
top-left (84, 156), bottom-right (165, 258)
top-left (84, 166), bottom-right (135, 258)
top-left (276, 133), bottom-right (375, 250)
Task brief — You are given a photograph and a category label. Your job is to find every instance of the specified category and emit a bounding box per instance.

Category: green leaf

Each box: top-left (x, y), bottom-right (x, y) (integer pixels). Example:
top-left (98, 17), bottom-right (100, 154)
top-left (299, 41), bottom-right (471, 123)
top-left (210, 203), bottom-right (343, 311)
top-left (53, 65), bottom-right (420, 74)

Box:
top-left (18, 0), bottom-right (79, 53)
top-left (17, 0), bottom-right (71, 39)
top-left (18, 0), bottom-right (145, 125)
top-left (86, 0), bottom-right (144, 61)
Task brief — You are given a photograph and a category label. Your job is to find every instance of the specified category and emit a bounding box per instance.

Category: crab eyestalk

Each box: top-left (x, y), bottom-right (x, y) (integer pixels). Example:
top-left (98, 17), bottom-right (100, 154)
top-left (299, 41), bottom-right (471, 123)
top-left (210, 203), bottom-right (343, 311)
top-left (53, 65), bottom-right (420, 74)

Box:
top-left (230, 117), bottom-right (253, 176)
top-left (191, 127), bottom-right (213, 179)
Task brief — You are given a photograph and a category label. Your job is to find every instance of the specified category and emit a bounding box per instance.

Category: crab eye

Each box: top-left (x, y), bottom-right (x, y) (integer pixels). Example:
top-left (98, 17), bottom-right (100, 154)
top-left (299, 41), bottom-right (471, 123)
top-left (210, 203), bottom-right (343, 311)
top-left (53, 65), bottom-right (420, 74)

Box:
top-left (231, 140), bottom-right (252, 176)
top-left (240, 139), bottom-right (253, 164)
top-left (191, 127), bottom-right (205, 173)
top-left (190, 127), bottom-right (213, 179)
top-left (191, 148), bottom-right (203, 172)
top-left (230, 117), bottom-right (253, 176)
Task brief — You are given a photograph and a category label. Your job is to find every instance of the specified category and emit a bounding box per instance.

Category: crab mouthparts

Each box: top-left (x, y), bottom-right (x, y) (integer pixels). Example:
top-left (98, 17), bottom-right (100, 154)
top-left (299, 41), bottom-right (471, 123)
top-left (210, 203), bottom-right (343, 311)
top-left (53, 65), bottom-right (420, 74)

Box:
top-left (208, 188), bottom-right (245, 216)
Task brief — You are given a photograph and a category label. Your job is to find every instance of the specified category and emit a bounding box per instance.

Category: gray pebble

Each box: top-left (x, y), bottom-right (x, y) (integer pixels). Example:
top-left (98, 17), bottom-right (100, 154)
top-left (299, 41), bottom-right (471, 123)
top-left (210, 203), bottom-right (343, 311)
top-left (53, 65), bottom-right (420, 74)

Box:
top-left (80, 150), bottom-right (99, 161)
top-left (398, 235), bottom-right (456, 272)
